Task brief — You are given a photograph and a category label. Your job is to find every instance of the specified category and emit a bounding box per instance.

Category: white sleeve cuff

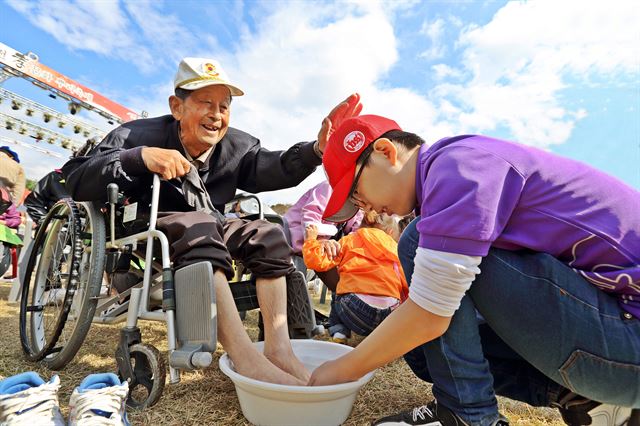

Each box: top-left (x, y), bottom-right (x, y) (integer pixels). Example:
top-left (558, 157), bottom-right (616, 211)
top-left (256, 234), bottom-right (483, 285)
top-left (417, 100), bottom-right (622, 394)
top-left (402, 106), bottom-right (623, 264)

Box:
top-left (303, 222), bottom-right (338, 237)
top-left (408, 248), bottom-right (482, 317)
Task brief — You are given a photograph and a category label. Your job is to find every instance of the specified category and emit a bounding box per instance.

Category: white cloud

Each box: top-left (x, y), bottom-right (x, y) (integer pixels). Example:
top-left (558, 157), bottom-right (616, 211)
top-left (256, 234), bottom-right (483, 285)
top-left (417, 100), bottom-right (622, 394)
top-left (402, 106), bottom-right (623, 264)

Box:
top-left (419, 18), bottom-right (446, 60)
top-left (5, 0), bottom-right (207, 75)
top-left (431, 63), bottom-right (463, 80)
top-left (216, 0), bottom-right (402, 204)
top-left (7, 0), bottom-right (638, 204)
top-left (6, 0), bottom-right (160, 73)
top-left (447, 15), bottom-right (463, 28)
top-left (123, 0), bottom-right (198, 66)
top-left (431, 0), bottom-right (640, 146)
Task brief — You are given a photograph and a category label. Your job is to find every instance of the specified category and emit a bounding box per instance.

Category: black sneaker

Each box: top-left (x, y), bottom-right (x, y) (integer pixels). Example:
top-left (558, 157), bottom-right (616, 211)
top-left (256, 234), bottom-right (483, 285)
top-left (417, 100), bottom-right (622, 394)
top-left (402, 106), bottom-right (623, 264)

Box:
top-left (371, 400), bottom-right (509, 426)
top-left (555, 393), bottom-right (637, 426)
top-left (554, 391), bottom-right (600, 425)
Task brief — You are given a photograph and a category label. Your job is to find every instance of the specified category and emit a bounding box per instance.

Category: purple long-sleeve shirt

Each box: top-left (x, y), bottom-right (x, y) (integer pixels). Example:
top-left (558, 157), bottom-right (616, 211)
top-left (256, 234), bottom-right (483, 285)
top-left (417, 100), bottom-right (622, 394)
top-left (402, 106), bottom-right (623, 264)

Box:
top-left (415, 135), bottom-right (640, 318)
top-left (285, 181), bottom-right (363, 253)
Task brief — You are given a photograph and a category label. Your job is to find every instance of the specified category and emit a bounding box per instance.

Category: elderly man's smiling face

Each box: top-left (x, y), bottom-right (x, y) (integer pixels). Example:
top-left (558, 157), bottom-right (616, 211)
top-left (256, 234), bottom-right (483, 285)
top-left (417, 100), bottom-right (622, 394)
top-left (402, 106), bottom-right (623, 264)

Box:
top-left (169, 85), bottom-right (231, 156)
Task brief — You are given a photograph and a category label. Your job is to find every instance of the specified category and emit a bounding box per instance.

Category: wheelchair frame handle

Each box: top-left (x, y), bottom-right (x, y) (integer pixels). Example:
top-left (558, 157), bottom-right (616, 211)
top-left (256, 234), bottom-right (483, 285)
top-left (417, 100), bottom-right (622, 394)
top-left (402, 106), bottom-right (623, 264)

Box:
top-left (107, 183), bottom-right (118, 246)
top-left (149, 174), bottom-right (161, 230)
top-left (231, 192), bottom-right (264, 220)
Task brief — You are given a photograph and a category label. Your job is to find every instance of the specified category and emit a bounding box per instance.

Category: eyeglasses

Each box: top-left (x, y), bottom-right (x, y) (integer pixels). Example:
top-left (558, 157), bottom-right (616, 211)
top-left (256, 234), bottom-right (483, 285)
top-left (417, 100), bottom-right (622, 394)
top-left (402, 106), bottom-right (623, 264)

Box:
top-left (348, 147), bottom-right (374, 208)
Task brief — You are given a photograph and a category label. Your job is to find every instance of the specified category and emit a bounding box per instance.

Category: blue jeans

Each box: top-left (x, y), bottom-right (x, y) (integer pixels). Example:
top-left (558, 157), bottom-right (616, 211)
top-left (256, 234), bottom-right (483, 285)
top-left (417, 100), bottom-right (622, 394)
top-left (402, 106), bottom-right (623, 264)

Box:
top-left (329, 293), bottom-right (393, 338)
top-left (398, 217), bottom-right (640, 425)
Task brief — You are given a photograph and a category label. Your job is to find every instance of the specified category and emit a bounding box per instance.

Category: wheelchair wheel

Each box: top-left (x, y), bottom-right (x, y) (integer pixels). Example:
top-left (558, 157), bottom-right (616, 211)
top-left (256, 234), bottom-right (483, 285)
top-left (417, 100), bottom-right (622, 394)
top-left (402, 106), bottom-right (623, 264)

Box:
top-left (19, 199), bottom-right (106, 369)
top-left (120, 343), bottom-right (166, 410)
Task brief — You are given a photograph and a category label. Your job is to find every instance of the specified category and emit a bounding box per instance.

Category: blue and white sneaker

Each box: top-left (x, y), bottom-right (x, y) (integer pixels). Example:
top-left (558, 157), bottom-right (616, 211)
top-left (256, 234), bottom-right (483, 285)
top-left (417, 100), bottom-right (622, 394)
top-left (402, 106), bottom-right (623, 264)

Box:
top-left (0, 372), bottom-right (65, 425)
top-left (68, 373), bottom-right (129, 426)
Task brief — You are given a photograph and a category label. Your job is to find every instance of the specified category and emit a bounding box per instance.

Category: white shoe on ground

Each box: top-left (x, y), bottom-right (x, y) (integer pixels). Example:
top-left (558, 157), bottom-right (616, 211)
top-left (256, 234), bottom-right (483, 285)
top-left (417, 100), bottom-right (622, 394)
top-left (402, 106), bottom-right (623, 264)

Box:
top-left (0, 372), bottom-right (65, 426)
top-left (68, 373), bottom-right (129, 426)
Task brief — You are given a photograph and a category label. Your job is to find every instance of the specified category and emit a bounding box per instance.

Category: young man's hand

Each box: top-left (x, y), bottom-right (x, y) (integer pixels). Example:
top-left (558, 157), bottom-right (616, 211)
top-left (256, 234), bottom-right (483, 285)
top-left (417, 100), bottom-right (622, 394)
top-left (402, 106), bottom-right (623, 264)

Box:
top-left (307, 358), bottom-right (357, 386)
top-left (141, 147), bottom-right (191, 180)
top-left (317, 93), bottom-right (363, 153)
top-left (311, 300), bottom-right (452, 388)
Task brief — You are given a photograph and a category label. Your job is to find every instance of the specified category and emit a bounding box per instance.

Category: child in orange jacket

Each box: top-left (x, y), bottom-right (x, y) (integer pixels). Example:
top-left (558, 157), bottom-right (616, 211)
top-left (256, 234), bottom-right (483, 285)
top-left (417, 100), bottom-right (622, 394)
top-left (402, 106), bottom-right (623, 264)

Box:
top-left (303, 211), bottom-right (408, 343)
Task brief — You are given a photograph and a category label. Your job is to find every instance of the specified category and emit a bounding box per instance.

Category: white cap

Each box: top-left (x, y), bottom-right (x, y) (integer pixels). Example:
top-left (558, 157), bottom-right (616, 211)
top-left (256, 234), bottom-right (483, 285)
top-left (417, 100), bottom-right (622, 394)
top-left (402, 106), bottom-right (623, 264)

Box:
top-left (174, 57), bottom-right (244, 96)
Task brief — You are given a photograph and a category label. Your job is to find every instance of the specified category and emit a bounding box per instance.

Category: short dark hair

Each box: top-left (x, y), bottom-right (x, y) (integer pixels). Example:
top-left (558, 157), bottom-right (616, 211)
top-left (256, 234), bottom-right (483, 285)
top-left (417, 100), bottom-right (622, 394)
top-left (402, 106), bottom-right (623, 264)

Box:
top-left (174, 87), bottom-right (193, 100)
top-left (357, 129), bottom-right (425, 167)
top-left (174, 87), bottom-right (233, 103)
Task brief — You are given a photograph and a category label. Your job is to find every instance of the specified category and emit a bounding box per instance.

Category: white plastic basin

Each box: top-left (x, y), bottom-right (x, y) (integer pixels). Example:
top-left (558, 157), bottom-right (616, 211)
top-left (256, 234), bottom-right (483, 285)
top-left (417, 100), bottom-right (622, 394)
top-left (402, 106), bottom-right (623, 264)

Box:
top-left (219, 339), bottom-right (375, 426)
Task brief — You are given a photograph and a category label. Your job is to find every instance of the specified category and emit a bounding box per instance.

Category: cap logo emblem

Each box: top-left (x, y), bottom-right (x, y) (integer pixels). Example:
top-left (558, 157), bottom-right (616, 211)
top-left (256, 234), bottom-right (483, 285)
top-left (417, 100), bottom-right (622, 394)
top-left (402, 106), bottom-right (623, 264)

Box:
top-left (203, 63), bottom-right (220, 78)
top-left (343, 131), bottom-right (365, 153)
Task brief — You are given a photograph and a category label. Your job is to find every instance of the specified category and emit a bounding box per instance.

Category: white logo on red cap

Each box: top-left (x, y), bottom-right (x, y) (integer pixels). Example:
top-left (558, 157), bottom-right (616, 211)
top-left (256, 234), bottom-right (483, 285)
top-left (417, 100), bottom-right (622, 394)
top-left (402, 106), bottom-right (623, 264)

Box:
top-left (343, 131), bottom-right (366, 153)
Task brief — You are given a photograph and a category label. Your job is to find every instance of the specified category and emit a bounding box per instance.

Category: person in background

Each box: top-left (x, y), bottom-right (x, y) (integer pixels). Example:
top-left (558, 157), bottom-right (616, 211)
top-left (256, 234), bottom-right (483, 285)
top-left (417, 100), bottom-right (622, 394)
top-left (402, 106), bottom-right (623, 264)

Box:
top-left (0, 146), bottom-right (26, 207)
top-left (284, 180), bottom-right (363, 291)
top-left (303, 210), bottom-right (408, 344)
top-left (24, 138), bottom-right (98, 226)
top-left (0, 203), bottom-right (21, 230)
top-left (285, 181), bottom-right (364, 289)
top-left (23, 169), bottom-right (67, 226)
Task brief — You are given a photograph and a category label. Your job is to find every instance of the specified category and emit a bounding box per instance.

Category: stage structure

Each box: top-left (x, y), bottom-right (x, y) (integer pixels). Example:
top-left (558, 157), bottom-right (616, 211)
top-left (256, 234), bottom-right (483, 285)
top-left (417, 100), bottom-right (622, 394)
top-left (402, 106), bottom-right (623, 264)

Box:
top-left (0, 41), bottom-right (144, 154)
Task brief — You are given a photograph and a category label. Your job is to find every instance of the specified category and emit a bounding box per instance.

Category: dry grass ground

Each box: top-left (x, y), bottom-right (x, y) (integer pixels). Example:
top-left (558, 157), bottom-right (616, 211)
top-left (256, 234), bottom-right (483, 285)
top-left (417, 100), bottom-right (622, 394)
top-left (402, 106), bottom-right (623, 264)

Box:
top-left (0, 282), bottom-right (562, 425)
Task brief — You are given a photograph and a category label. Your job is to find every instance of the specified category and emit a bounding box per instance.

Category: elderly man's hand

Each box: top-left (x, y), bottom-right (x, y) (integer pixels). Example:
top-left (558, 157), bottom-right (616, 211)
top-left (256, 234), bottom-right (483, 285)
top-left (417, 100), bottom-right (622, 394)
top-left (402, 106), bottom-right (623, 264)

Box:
top-left (141, 147), bottom-right (191, 180)
top-left (317, 93), bottom-right (363, 153)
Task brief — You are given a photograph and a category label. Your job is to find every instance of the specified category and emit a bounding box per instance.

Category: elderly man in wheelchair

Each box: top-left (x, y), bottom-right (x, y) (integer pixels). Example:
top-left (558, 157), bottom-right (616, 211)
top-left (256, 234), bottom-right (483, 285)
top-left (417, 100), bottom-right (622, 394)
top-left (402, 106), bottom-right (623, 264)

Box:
top-left (21, 58), bottom-right (361, 405)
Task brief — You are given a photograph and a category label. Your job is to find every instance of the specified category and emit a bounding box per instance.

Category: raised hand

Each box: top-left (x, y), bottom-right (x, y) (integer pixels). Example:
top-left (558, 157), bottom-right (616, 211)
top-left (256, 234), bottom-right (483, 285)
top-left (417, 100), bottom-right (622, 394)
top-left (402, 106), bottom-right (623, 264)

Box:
top-left (317, 93), bottom-right (363, 153)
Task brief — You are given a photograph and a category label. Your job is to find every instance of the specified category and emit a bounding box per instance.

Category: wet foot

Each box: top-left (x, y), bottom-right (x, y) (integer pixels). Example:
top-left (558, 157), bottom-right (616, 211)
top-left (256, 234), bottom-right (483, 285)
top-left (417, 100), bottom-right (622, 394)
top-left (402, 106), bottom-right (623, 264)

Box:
top-left (232, 351), bottom-right (305, 386)
top-left (264, 346), bottom-right (311, 383)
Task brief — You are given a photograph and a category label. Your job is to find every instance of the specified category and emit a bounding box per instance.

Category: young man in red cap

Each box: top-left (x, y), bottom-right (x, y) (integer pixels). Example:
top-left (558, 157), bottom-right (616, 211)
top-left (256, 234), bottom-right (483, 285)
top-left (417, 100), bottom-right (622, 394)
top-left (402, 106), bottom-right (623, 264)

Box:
top-left (309, 114), bottom-right (640, 425)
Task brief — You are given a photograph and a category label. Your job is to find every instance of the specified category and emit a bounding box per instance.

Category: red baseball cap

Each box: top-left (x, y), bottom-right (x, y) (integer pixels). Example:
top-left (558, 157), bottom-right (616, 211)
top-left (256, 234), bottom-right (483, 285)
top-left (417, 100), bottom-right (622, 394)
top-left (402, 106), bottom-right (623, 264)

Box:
top-left (322, 114), bottom-right (401, 223)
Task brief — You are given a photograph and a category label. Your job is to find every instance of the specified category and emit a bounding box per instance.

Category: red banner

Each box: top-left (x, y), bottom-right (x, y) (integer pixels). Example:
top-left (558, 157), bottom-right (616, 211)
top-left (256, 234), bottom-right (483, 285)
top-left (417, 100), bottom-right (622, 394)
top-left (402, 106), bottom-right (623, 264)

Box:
top-left (0, 41), bottom-right (139, 123)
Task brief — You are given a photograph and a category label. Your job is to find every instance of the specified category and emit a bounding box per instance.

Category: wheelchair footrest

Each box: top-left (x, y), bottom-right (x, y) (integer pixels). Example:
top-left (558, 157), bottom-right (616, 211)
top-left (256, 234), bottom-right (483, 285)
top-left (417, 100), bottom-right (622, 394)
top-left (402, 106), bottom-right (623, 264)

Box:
top-left (286, 271), bottom-right (316, 339)
top-left (173, 262), bottom-right (216, 370)
top-left (170, 343), bottom-right (212, 370)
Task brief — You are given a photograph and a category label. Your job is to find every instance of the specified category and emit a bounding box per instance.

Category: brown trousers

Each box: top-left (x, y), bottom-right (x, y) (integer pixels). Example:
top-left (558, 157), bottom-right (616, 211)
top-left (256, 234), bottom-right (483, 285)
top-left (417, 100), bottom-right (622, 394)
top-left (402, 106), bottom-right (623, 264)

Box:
top-left (157, 211), bottom-right (295, 280)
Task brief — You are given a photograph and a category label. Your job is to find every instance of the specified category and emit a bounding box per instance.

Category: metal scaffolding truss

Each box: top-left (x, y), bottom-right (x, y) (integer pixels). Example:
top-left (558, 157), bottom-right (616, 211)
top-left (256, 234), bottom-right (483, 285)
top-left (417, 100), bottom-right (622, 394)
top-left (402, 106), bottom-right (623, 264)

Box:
top-left (0, 135), bottom-right (64, 158)
top-left (0, 87), bottom-right (108, 139)
top-left (0, 111), bottom-right (85, 150)
top-left (0, 65), bottom-right (129, 124)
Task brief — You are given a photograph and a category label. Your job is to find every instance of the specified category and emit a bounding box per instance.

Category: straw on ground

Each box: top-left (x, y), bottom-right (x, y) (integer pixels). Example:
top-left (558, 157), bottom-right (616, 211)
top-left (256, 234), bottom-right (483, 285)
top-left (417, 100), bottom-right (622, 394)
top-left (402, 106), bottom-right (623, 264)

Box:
top-left (0, 283), bottom-right (562, 425)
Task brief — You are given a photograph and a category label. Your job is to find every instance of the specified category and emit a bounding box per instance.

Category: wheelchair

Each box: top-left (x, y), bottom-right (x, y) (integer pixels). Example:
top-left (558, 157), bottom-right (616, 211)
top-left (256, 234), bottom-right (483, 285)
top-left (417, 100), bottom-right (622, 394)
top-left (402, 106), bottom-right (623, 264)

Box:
top-left (18, 174), bottom-right (317, 409)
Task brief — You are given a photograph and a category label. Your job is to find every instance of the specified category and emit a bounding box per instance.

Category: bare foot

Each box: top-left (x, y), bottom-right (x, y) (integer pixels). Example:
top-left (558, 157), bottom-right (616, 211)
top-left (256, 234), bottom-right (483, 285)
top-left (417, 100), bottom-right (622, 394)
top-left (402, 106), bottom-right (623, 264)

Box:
top-left (232, 351), bottom-right (305, 386)
top-left (264, 346), bottom-right (311, 383)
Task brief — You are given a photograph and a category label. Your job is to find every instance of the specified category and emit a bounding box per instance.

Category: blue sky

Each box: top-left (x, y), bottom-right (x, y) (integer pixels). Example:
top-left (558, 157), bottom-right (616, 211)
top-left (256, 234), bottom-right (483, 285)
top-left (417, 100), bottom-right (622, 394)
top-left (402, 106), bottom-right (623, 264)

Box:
top-left (1, 0), bottom-right (638, 205)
